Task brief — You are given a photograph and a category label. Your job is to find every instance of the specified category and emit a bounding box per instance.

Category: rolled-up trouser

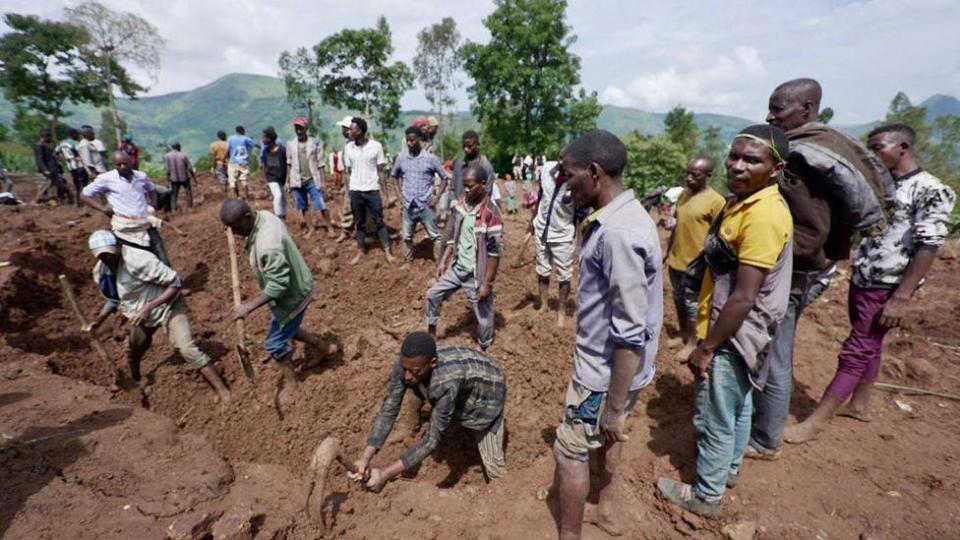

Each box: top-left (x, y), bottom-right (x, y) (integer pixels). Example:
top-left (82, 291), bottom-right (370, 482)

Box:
top-left (438, 189), bottom-right (452, 221)
top-left (350, 190), bottom-right (389, 250)
top-left (267, 181), bottom-right (287, 219)
top-left (215, 165), bottom-right (228, 186)
top-left (264, 307), bottom-right (308, 361)
top-left (170, 181), bottom-right (193, 211)
top-left (554, 379), bottom-right (640, 462)
top-left (227, 163), bottom-right (248, 191)
top-left (473, 417), bottom-right (508, 479)
top-left (128, 302), bottom-right (210, 371)
top-left (535, 239), bottom-right (575, 282)
top-left (824, 285), bottom-right (894, 402)
top-left (425, 266), bottom-right (495, 348)
top-left (668, 267), bottom-right (700, 329)
top-left (340, 187), bottom-right (354, 230)
top-left (402, 204), bottom-right (441, 261)
top-left (695, 346), bottom-right (753, 503)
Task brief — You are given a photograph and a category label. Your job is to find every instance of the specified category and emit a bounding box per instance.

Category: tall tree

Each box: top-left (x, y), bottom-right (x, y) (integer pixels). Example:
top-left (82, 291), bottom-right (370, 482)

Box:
top-left (313, 17), bottom-right (414, 136)
top-left (0, 13), bottom-right (129, 138)
top-left (278, 47), bottom-right (322, 135)
top-left (413, 17), bottom-right (463, 160)
top-left (461, 0), bottom-right (599, 162)
top-left (622, 132), bottom-right (687, 195)
top-left (698, 125), bottom-right (728, 189)
top-left (99, 108), bottom-right (127, 152)
top-left (65, 1), bottom-right (161, 145)
top-left (885, 92), bottom-right (931, 152)
top-left (568, 88), bottom-right (603, 139)
top-left (663, 106), bottom-right (699, 156)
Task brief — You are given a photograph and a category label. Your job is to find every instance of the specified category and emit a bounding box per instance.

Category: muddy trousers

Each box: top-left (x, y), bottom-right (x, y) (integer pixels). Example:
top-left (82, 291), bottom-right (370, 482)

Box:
top-left (127, 304), bottom-right (210, 380)
top-left (424, 266), bottom-right (495, 349)
top-left (170, 182), bottom-right (193, 211)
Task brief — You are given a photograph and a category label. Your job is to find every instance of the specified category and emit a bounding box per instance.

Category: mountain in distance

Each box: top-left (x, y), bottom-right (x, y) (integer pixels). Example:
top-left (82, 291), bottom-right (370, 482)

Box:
top-left (0, 73), bottom-right (956, 161)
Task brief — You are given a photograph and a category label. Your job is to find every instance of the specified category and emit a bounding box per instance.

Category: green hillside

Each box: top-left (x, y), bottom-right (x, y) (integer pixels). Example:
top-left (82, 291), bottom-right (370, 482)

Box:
top-left (1, 73), bottom-right (955, 166)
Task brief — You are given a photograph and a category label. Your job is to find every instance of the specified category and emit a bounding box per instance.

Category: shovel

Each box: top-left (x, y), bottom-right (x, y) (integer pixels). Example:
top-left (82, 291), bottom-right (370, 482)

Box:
top-left (225, 229), bottom-right (255, 379)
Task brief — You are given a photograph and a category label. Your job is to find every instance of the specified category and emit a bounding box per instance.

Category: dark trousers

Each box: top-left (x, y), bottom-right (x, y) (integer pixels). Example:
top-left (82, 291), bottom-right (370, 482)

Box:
top-left (170, 182), bottom-right (193, 211)
top-left (39, 172), bottom-right (72, 203)
top-left (69, 168), bottom-right (89, 203)
top-left (349, 190), bottom-right (389, 250)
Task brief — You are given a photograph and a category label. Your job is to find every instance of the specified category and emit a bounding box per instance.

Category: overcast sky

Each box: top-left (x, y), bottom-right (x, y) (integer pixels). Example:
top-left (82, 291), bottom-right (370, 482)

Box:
top-left (5, 0), bottom-right (959, 124)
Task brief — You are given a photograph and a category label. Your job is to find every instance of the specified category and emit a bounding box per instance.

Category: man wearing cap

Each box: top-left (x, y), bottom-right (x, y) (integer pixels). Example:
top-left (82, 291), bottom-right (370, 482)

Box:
top-left (335, 116), bottom-right (356, 243)
top-left (288, 117), bottom-right (336, 238)
top-left (82, 151), bottom-right (169, 265)
top-left (85, 229), bottom-right (232, 404)
top-left (343, 117), bottom-right (395, 265)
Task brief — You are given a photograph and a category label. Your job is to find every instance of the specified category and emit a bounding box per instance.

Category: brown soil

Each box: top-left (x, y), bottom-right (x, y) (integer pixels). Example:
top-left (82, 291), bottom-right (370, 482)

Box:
top-left (2, 173), bottom-right (959, 539)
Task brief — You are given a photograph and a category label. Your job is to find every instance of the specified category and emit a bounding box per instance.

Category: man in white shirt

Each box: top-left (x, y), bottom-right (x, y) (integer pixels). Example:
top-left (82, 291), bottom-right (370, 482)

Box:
top-left (529, 159), bottom-right (576, 327)
top-left (343, 117), bottom-right (395, 265)
top-left (78, 125), bottom-right (108, 177)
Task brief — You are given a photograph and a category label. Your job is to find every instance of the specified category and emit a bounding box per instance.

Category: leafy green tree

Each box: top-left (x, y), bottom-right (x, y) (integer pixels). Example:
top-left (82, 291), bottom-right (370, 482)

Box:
top-left (0, 14), bottom-right (114, 138)
top-left (99, 108), bottom-right (127, 152)
top-left (12, 106), bottom-right (67, 145)
top-left (663, 105), bottom-right (699, 156)
top-left (698, 124), bottom-right (728, 190)
top-left (313, 17), bottom-right (414, 137)
top-left (278, 47), bottom-right (322, 135)
top-left (413, 17), bottom-right (463, 160)
top-left (885, 92), bottom-right (931, 151)
top-left (568, 88), bottom-right (602, 140)
top-left (64, 1), bottom-right (160, 145)
top-left (461, 0), bottom-right (599, 162)
top-left (818, 107), bottom-right (834, 124)
top-left (622, 132), bottom-right (687, 195)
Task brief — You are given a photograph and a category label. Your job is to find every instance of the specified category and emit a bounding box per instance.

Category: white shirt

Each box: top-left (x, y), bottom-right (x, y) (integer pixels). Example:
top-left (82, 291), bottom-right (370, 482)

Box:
top-left (533, 161), bottom-right (576, 243)
top-left (344, 138), bottom-right (386, 192)
top-left (81, 169), bottom-right (156, 218)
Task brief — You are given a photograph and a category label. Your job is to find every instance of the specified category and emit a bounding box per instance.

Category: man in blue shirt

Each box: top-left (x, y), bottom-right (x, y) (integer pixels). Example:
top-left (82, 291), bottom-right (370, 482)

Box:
top-left (227, 125), bottom-right (258, 199)
top-left (390, 126), bottom-right (449, 266)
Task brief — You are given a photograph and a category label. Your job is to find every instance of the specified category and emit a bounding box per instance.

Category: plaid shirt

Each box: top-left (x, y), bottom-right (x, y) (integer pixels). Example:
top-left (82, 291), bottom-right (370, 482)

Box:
top-left (391, 150), bottom-right (448, 210)
top-left (367, 346), bottom-right (507, 470)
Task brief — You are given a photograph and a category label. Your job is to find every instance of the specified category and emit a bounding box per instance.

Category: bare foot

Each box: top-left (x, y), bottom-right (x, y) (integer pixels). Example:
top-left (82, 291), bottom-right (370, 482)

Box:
top-left (837, 403), bottom-right (872, 422)
top-left (304, 227), bottom-right (314, 239)
top-left (384, 250), bottom-right (396, 263)
top-left (216, 391), bottom-right (232, 412)
top-left (349, 252), bottom-right (363, 266)
top-left (326, 228), bottom-right (337, 239)
top-left (585, 507), bottom-right (624, 537)
top-left (536, 300), bottom-right (549, 314)
top-left (557, 312), bottom-right (566, 328)
top-left (335, 231), bottom-right (348, 243)
top-left (783, 421), bottom-right (821, 445)
top-left (278, 381), bottom-right (297, 407)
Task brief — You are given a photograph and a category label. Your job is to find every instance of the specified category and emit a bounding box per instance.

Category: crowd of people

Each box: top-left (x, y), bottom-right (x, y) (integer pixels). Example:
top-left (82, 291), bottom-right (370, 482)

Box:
top-left (35, 75), bottom-right (957, 539)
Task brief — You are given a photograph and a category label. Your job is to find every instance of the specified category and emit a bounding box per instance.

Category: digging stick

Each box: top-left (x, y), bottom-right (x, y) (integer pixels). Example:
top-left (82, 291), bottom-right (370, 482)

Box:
top-left (225, 229), bottom-right (255, 379)
top-left (875, 382), bottom-right (960, 401)
top-left (57, 274), bottom-right (121, 387)
top-left (511, 231), bottom-right (534, 268)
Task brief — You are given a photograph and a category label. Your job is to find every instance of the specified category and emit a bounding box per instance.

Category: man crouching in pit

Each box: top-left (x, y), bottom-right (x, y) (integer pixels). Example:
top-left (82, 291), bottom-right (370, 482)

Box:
top-left (85, 230), bottom-right (231, 404)
top-left (349, 331), bottom-right (508, 491)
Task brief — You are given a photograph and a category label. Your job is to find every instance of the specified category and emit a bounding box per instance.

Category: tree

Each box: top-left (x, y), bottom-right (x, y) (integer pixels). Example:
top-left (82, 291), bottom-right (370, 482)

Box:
top-left (65, 1), bottom-right (161, 145)
top-left (99, 108), bottom-right (127, 152)
top-left (461, 0), bottom-right (599, 162)
top-left (698, 125), bottom-right (728, 190)
top-left (278, 47), bottom-right (322, 135)
top-left (568, 88), bottom-right (602, 139)
top-left (413, 17), bottom-right (463, 160)
top-left (622, 132), bottom-right (687, 195)
top-left (12, 106), bottom-right (68, 145)
top-left (663, 106), bottom-right (699, 156)
top-left (885, 92), bottom-right (931, 152)
top-left (312, 17), bottom-right (414, 137)
top-left (0, 13), bottom-right (123, 138)
top-left (818, 107), bottom-right (834, 124)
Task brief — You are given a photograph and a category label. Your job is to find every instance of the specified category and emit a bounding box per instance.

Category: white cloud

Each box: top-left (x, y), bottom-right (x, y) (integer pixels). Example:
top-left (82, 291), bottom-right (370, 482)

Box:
top-left (600, 47), bottom-right (767, 116)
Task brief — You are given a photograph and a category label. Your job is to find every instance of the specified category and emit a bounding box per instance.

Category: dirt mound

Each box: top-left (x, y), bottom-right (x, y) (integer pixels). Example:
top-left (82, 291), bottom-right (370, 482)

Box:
top-left (2, 174), bottom-right (960, 538)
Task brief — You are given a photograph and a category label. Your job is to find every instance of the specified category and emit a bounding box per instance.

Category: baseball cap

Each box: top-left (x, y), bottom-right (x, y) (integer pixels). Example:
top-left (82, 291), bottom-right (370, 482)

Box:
top-left (88, 230), bottom-right (118, 257)
top-left (337, 116), bottom-right (354, 128)
top-left (427, 116), bottom-right (439, 127)
top-left (293, 116), bottom-right (309, 127)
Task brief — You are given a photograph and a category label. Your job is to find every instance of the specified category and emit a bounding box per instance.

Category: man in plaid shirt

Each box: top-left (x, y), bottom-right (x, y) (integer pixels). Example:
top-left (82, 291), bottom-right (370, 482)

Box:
top-left (350, 332), bottom-right (508, 491)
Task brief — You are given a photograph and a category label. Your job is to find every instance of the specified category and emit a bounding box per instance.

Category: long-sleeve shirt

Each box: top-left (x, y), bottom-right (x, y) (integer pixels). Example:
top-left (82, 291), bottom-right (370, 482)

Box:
top-left (367, 346), bottom-right (507, 470)
top-left (575, 190), bottom-right (663, 392)
top-left (34, 141), bottom-right (59, 175)
top-left (245, 211), bottom-right (313, 325)
top-left (852, 169), bottom-right (956, 289)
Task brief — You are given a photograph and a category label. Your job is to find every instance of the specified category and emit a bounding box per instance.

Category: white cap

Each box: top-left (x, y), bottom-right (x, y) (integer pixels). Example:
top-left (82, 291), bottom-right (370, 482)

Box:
top-left (336, 116), bottom-right (354, 128)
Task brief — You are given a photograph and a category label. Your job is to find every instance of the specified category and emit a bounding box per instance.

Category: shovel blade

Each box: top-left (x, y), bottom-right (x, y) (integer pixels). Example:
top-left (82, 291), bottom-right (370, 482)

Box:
top-left (236, 344), bottom-right (255, 379)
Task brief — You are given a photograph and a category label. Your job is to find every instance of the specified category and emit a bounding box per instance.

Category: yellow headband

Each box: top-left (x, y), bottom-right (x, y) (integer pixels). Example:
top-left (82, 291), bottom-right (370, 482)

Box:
top-left (735, 133), bottom-right (785, 164)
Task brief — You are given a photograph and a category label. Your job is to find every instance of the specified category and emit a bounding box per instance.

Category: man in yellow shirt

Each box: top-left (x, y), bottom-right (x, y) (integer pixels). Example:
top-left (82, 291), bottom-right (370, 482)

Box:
top-left (658, 124), bottom-right (793, 518)
top-left (209, 130), bottom-right (229, 192)
top-left (666, 156), bottom-right (726, 345)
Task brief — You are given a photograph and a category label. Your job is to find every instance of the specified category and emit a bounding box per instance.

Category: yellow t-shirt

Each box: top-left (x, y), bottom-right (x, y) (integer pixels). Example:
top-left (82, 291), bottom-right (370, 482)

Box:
top-left (666, 187), bottom-right (727, 271)
top-left (210, 140), bottom-right (229, 168)
top-left (696, 184), bottom-right (793, 339)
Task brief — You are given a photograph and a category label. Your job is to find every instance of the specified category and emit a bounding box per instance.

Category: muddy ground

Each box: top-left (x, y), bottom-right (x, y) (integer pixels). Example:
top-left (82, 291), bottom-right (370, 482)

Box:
top-left (1, 172), bottom-right (959, 539)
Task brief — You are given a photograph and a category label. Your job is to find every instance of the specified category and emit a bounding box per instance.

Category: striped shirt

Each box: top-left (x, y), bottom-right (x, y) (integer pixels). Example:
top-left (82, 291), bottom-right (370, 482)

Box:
top-left (367, 346), bottom-right (507, 470)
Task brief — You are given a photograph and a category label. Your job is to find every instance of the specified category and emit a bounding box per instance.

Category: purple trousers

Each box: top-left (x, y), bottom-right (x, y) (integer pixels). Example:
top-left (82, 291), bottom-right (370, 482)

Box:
top-left (825, 284), bottom-right (894, 402)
